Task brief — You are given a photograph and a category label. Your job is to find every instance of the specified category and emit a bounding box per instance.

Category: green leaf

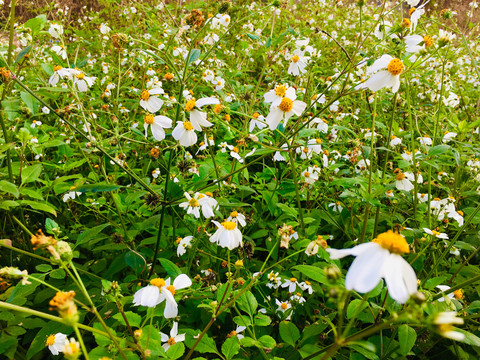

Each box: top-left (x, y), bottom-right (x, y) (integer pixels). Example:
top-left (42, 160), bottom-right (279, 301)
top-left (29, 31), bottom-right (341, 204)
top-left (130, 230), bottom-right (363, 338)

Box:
top-left (222, 337), bottom-right (240, 360)
top-left (19, 200), bottom-right (57, 216)
top-left (187, 49), bottom-right (201, 64)
top-left (45, 218), bottom-right (60, 234)
top-left (167, 342), bottom-right (185, 359)
top-left (428, 145), bottom-right (450, 157)
top-left (347, 299), bottom-right (368, 319)
top-left (237, 291), bottom-right (258, 316)
top-left (159, 258), bottom-right (182, 278)
top-left (26, 322), bottom-right (72, 359)
top-left (457, 328), bottom-right (480, 346)
top-left (21, 164), bottom-right (42, 184)
top-left (398, 324), bottom-right (416, 355)
top-left (76, 223), bottom-right (110, 247)
top-left (49, 268), bottom-right (66, 279)
top-left (185, 330), bottom-right (219, 355)
top-left (20, 188), bottom-right (43, 200)
top-left (112, 311), bottom-right (142, 328)
top-left (0, 180), bottom-right (19, 198)
top-left (20, 91), bottom-right (39, 114)
top-left (216, 282), bottom-right (233, 303)
top-left (276, 202), bottom-right (298, 218)
top-left (291, 264), bottom-right (327, 284)
top-left (16, 45), bottom-right (32, 64)
top-left (139, 325), bottom-right (166, 357)
top-left (257, 335), bottom-right (276, 349)
top-left (279, 321), bottom-right (300, 347)
top-left (347, 342), bottom-right (378, 360)
top-left (253, 313), bottom-right (271, 326)
top-left (24, 14), bottom-right (47, 35)
top-left (247, 33), bottom-right (261, 40)
top-left (233, 315), bottom-right (251, 327)
top-left (125, 251), bottom-right (147, 276)
top-left (239, 337), bottom-right (258, 347)
top-left (75, 183), bottom-right (122, 193)
top-left (35, 264), bottom-right (52, 272)
top-left (0, 200), bottom-right (19, 211)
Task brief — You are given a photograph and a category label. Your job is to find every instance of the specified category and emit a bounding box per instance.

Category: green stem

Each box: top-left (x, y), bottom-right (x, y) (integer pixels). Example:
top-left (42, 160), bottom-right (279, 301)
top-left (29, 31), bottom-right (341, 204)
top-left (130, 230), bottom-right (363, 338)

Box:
top-left (73, 325), bottom-right (90, 360)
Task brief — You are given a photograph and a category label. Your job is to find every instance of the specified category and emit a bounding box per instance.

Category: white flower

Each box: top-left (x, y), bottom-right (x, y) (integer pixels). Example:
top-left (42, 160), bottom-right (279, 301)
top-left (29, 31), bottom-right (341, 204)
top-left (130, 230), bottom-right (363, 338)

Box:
top-left (63, 338), bottom-right (80, 358)
top-left (265, 89), bottom-right (306, 130)
top-left (327, 231), bottom-right (417, 304)
top-left (410, 1), bottom-right (429, 32)
top-left (405, 35), bottom-right (425, 53)
top-left (374, 20), bottom-right (393, 40)
top-left (229, 326), bottom-right (246, 340)
top-left (390, 135), bottom-right (402, 147)
top-left (442, 131), bottom-right (457, 143)
top-left (46, 333), bottom-right (68, 355)
top-left (219, 14), bottom-right (231, 27)
top-left (48, 66), bottom-right (72, 86)
top-left (184, 97), bottom-right (219, 131)
top-left (162, 275), bottom-right (192, 318)
top-left (264, 83), bottom-right (293, 106)
top-left (172, 121), bottom-right (197, 147)
top-left (51, 44), bottom-right (67, 59)
top-left (275, 299), bottom-right (292, 320)
top-left (160, 322), bottom-right (185, 351)
top-left (328, 202), bottom-right (343, 212)
top-left (72, 70), bottom-right (96, 92)
top-left (176, 236), bottom-right (193, 257)
top-left (433, 312), bottom-right (465, 341)
top-left (418, 135), bottom-right (433, 147)
top-left (41, 106), bottom-right (51, 114)
top-left (227, 211), bottom-right (247, 227)
top-left (302, 167), bottom-right (319, 184)
top-left (140, 87), bottom-right (165, 113)
top-left (179, 192), bottom-right (202, 218)
top-left (249, 113), bottom-right (267, 132)
top-left (281, 277), bottom-right (299, 293)
top-left (49, 23), bottom-right (64, 38)
top-left (213, 76), bottom-right (225, 91)
top-left (356, 55), bottom-right (404, 93)
top-left (210, 221), bottom-right (243, 250)
top-left (287, 49), bottom-right (309, 76)
top-left (144, 114), bottom-right (172, 141)
top-left (198, 192), bottom-right (218, 218)
top-left (299, 280), bottom-right (314, 294)
top-left (63, 191), bottom-right (81, 202)
top-left (100, 23), bottom-right (111, 34)
top-left (395, 172), bottom-right (415, 192)
top-left (423, 228), bottom-right (449, 239)
top-left (31, 120), bottom-right (42, 128)
top-left (152, 168), bottom-right (161, 179)
top-left (436, 285), bottom-right (455, 302)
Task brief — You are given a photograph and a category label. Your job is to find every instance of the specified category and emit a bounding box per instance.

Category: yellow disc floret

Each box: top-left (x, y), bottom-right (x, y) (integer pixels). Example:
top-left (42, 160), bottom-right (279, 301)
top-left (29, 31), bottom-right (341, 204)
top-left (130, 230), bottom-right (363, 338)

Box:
top-left (222, 221), bottom-right (237, 230)
top-left (54, 65), bottom-right (63, 71)
top-left (230, 211), bottom-right (238, 217)
top-left (185, 98), bottom-right (196, 112)
top-left (145, 114), bottom-right (154, 125)
top-left (46, 334), bottom-right (56, 346)
top-left (183, 121), bottom-right (194, 131)
top-left (280, 302), bottom-right (288, 310)
top-left (292, 55), bottom-right (300, 63)
top-left (141, 90), bottom-right (150, 101)
top-left (396, 172), bottom-right (406, 181)
top-left (188, 198), bottom-right (199, 207)
top-left (76, 73), bottom-right (85, 80)
top-left (424, 35), bottom-right (433, 47)
top-left (166, 285), bottom-right (175, 295)
top-left (279, 97), bottom-right (293, 112)
top-left (275, 85), bottom-right (287, 97)
top-left (402, 18), bottom-right (411, 28)
top-left (387, 58), bottom-right (404, 76)
top-left (373, 230), bottom-right (409, 254)
top-left (409, 7), bottom-right (416, 16)
top-left (150, 278), bottom-right (166, 288)
top-left (168, 337), bottom-right (176, 345)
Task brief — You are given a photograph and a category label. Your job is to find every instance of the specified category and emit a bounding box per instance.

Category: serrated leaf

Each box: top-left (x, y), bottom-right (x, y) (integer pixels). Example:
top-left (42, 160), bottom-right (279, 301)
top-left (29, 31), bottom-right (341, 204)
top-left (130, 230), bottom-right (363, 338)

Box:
top-left (45, 218), bottom-right (60, 234)
top-left (222, 337), bottom-right (240, 360)
top-left (398, 324), bottom-right (416, 355)
top-left (257, 335), bottom-right (276, 349)
top-left (279, 321), bottom-right (300, 347)
top-left (291, 265), bottom-right (327, 284)
top-left (254, 313), bottom-right (271, 326)
top-left (21, 164), bottom-right (42, 184)
top-left (239, 337), bottom-right (259, 347)
top-left (159, 258), bottom-right (182, 278)
top-left (0, 180), bottom-right (19, 198)
top-left (167, 342), bottom-right (185, 359)
top-left (237, 291), bottom-right (258, 316)
top-left (24, 15), bottom-right (46, 35)
top-left (185, 330), bottom-right (219, 355)
top-left (233, 315), bottom-right (252, 327)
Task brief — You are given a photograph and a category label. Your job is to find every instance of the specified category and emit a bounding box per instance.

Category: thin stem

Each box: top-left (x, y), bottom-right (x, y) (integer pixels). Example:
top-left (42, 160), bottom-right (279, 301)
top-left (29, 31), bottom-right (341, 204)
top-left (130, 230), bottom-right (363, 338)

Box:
top-left (73, 325), bottom-right (90, 360)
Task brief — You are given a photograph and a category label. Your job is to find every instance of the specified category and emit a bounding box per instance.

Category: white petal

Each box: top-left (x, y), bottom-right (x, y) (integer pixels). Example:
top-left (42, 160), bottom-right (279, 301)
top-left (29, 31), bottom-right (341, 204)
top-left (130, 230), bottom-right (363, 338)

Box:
top-left (327, 242), bottom-right (378, 259)
top-left (151, 123), bottom-right (166, 141)
top-left (173, 274), bottom-right (192, 289)
top-left (382, 254), bottom-right (417, 304)
top-left (367, 54), bottom-right (393, 74)
top-left (292, 100), bottom-right (307, 116)
top-left (133, 286), bottom-right (162, 307)
top-left (154, 115), bottom-right (173, 128)
top-left (195, 96), bottom-right (220, 108)
top-left (266, 107), bottom-right (284, 131)
top-left (344, 246), bottom-right (389, 293)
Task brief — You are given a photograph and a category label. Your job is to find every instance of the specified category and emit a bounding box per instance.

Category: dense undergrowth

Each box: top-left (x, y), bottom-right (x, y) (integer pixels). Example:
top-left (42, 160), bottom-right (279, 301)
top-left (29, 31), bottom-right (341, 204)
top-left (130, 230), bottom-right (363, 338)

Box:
top-left (1, 0), bottom-right (480, 359)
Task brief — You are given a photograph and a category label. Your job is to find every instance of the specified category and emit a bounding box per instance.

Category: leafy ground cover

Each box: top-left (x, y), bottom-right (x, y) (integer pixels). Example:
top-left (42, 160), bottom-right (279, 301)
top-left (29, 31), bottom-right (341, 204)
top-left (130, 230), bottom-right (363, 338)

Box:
top-left (1, 0), bottom-right (480, 359)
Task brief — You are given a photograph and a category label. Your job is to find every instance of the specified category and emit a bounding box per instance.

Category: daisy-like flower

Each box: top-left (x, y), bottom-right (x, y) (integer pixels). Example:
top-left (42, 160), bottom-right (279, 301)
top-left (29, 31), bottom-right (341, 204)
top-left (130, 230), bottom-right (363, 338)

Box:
top-left (99, 23), bottom-right (111, 34)
top-left (48, 65), bottom-right (72, 86)
top-left (227, 326), bottom-right (246, 340)
top-left (405, 34), bottom-right (426, 54)
top-left (264, 83), bottom-right (293, 107)
top-left (179, 192), bottom-right (202, 218)
top-left (390, 135), bottom-right (402, 147)
top-left (281, 277), bottom-right (300, 293)
top-left (305, 236), bottom-right (328, 256)
top-left (267, 271), bottom-right (282, 289)
top-left (176, 236), bottom-right (193, 257)
top-left (184, 97), bottom-right (219, 131)
top-left (160, 322), bottom-right (186, 351)
top-left (395, 171), bottom-right (415, 192)
top-left (442, 131), bottom-right (457, 143)
top-left (172, 121), bottom-right (197, 147)
top-left (140, 86), bottom-right (165, 113)
top-left (356, 54), bottom-right (405, 93)
top-left (63, 338), bottom-right (81, 359)
top-left (302, 167), bottom-right (319, 184)
top-left (418, 135), bottom-right (432, 147)
top-left (72, 70), bottom-right (96, 92)
top-left (299, 280), bottom-right (314, 294)
top-left (327, 230), bottom-right (418, 304)
top-left (249, 112), bottom-right (267, 132)
top-left (287, 49), bottom-right (309, 76)
top-left (265, 89), bottom-right (307, 130)
top-left (432, 312), bottom-right (465, 341)
top-left (49, 23), bottom-right (64, 38)
top-left (162, 275), bottom-right (192, 318)
top-left (197, 192), bottom-right (218, 218)
top-left (409, 1), bottom-right (429, 32)
top-left (144, 114), bottom-right (172, 141)
top-left (51, 44), bottom-right (67, 59)
top-left (213, 76), bottom-right (225, 91)
top-left (436, 285), bottom-right (455, 302)
top-left (46, 333), bottom-right (68, 355)
top-left (423, 228), bottom-right (449, 239)
top-left (275, 299), bottom-right (292, 320)
top-left (210, 220), bottom-right (243, 250)
top-left (227, 211), bottom-right (247, 227)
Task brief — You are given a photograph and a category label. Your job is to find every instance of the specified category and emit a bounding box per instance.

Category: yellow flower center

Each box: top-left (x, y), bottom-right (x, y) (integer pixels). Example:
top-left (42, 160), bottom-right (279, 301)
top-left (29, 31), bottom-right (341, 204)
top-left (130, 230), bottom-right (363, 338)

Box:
top-left (454, 289), bottom-right (464, 300)
top-left (168, 337), bottom-right (176, 345)
top-left (457, 210), bottom-right (463, 216)
top-left (165, 73), bottom-right (174, 80)
top-left (145, 114), bottom-right (154, 125)
top-left (438, 323), bottom-right (454, 334)
top-left (373, 230), bottom-right (409, 254)
top-left (141, 90), bottom-right (150, 101)
top-left (222, 221), bottom-right (237, 230)
top-left (176, 237), bottom-right (182, 244)
top-left (281, 302), bottom-right (288, 310)
top-left (396, 172), bottom-right (406, 181)
top-left (275, 85), bottom-right (287, 97)
top-left (205, 192), bottom-right (213, 197)
top-left (76, 73), bottom-right (85, 79)
top-left (304, 171), bottom-right (310, 177)
top-left (292, 55), bottom-right (300, 63)
top-left (185, 98), bottom-right (196, 112)
top-left (402, 18), bottom-right (411, 28)
top-left (431, 230), bottom-right (441, 237)
top-left (303, 147), bottom-right (309, 153)
top-left (252, 112), bottom-right (259, 118)
top-left (150, 278), bottom-right (166, 288)
top-left (279, 97), bottom-right (293, 112)
top-left (305, 280), bottom-right (311, 285)
top-left (217, 81), bottom-right (222, 86)
top-left (424, 35), bottom-right (433, 47)
top-left (167, 285), bottom-right (175, 295)
top-left (53, 65), bottom-right (62, 71)
top-left (290, 277), bottom-right (297, 282)
top-left (387, 58), bottom-right (404, 76)
top-left (183, 121), bottom-right (194, 131)
top-left (188, 198), bottom-right (199, 207)
top-left (232, 146), bottom-right (239, 153)
top-left (64, 342), bottom-right (79, 356)
top-left (316, 138), bottom-right (322, 144)
top-left (230, 211), bottom-right (238, 217)
top-left (409, 7), bottom-right (416, 16)
top-left (46, 334), bottom-right (56, 346)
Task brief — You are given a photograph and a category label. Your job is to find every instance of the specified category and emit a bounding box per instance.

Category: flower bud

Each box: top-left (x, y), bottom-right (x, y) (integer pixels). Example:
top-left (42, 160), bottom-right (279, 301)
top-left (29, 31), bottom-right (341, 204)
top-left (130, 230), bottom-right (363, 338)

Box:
top-left (325, 265), bottom-right (341, 282)
top-left (56, 241), bottom-right (73, 261)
